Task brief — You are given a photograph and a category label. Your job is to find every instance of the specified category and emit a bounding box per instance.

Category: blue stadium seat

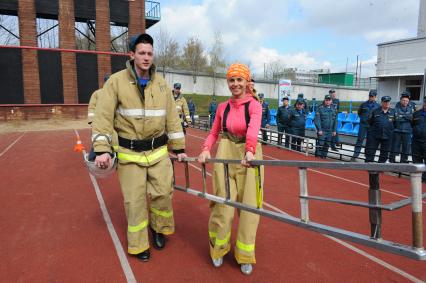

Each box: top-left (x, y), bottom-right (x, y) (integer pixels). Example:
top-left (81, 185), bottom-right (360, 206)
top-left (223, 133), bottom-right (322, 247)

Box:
top-left (345, 113), bottom-right (358, 123)
top-left (305, 118), bottom-right (316, 130)
top-left (337, 112), bottom-right (346, 122)
top-left (339, 122), bottom-right (353, 134)
top-left (336, 121), bottom-right (343, 133)
top-left (351, 124), bottom-right (360, 135)
top-left (307, 111), bottom-right (315, 120)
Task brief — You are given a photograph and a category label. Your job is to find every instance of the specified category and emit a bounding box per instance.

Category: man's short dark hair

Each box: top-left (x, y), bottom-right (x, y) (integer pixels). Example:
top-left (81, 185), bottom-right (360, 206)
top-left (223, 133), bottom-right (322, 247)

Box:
top-left (129, 33), bottom-right (154, 52)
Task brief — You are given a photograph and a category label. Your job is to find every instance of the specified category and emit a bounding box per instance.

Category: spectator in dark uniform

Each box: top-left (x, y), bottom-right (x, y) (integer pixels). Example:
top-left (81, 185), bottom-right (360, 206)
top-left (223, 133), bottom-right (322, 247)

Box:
top-left (276, 96), bottom-right (292, 147)
top-left (329, 89), bottom-right (340, 150)
top-left (188, 98), bottom-right (196, 124)
top-left (314, 94), bottom-right (337, 159)
top-left (411, 97), bottom-right (426, 182)
top-left (209, 97), bottom-right (218, 128)
top-left (289, 98), bottom-right (306, 152)
top-left (351, 90), bottom-right (380, 161)
top-left (295, 93), bottom-right (308, 110)
top-left (396, 91), bottom-right (417, 111)
top-left (389, 92), bottom-right (414, 163)
top-left (259, 93), bottom-right (271, 144)
top-left (309, 97), bottom-right (318, 113)
top-left (365, 96), bottom-right (396, 163)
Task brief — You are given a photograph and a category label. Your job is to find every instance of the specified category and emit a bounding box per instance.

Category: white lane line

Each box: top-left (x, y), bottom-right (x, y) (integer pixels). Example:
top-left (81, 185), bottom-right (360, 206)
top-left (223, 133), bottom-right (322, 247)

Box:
top-left (187, 132), bottom-right (423, 203)
top-left (0, 132), bottom-right (26, 158)
top-left (74, 130), bottom-right (136, 283)
top-left (262, 202), bottom-right (424, 283)
top-left (186, 131), bottom-right (424, 282)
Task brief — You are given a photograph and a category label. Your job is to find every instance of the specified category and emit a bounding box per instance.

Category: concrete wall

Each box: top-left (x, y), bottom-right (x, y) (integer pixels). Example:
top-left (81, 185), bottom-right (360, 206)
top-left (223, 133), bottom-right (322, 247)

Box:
top-left (162, 70), bottom-right (370, 102)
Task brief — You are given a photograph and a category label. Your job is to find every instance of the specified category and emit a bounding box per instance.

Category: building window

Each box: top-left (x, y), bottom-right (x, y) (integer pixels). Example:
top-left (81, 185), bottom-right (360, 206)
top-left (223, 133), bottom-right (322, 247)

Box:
top-left (405, 79), bottom-right (422, 101)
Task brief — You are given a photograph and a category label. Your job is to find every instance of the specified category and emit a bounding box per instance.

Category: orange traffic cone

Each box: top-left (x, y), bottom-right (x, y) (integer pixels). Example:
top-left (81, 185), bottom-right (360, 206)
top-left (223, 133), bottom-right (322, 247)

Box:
top-left (74, 139), bottom-right (85, 152)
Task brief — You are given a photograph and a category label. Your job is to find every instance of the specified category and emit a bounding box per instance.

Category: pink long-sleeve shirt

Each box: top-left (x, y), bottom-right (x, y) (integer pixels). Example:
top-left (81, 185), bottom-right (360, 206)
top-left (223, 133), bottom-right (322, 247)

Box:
top-left (203, 95), bottom-right (262, 154)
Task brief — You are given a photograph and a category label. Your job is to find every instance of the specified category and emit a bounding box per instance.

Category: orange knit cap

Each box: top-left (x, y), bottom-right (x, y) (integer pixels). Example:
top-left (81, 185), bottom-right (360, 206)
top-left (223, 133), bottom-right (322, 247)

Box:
top-left (226, 63), bottom-right (251, 82)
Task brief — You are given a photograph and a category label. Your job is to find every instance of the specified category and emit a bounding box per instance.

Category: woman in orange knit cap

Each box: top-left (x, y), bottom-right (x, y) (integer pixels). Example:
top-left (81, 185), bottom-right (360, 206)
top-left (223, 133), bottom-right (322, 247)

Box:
top-left (198, 63), bottom-right (264, 275)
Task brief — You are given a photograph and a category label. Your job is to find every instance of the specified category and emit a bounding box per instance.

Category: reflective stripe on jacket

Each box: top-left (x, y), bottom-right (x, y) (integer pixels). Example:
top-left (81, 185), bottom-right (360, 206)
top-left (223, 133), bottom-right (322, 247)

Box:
top-left (92, 60), bottom-right (185, 165)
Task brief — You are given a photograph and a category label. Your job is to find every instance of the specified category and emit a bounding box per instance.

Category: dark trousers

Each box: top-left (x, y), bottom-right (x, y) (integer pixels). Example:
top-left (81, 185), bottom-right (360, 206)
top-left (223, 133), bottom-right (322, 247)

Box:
top-left (365, 135), bottom-right (392, 163)
top-left (412, 141), bottom-right (426, 182)
top-left (353, 124), bottom-right (368, 158)
top-left (316, 132), bottom-right (332, 158)
top-left (291, 129), bottom-right (304, 152)
top-left (209, 115), bottom-right (215, 128)
top-left (331, 133), bottom-right (339, 148)
top-left (277, 126), bottom-right (290, 148)
top-left (190, 112), bottom-right (195, 123)
top-left (262, 129), bottom-right (269, 143)
top-left (389, 132), bottom-right (411, 163)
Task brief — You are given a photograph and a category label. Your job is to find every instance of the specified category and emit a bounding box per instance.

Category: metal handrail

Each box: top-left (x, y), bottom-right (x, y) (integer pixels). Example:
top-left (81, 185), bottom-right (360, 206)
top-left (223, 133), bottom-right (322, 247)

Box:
top-left (146, 1), bottom-right (161, 20)
top-left (171, 157), bottom-right (426, 260)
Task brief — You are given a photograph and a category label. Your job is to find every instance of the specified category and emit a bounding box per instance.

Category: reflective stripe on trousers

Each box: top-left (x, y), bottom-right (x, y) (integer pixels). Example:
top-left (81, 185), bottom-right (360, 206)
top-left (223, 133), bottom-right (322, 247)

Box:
top-left (208, 138), bottom-right (263, 264)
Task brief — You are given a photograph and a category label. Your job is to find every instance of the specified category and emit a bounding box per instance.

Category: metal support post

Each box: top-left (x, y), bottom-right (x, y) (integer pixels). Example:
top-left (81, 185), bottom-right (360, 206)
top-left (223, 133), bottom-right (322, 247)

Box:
top-left (299, 168), bottom-right (309, 222)
top-left (410, 173), bottom-right (424, 250)
top-left (184, 161), bottom-right (190, 189)
top-left (369, 172), bottom-right (382, 239)
top-left (201, 163), bottom-right (207, 195)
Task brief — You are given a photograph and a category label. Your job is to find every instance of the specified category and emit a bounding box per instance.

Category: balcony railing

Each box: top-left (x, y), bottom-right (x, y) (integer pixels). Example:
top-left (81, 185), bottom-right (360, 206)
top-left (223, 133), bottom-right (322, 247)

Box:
top-left (146, 1), bottom-right (161, 21)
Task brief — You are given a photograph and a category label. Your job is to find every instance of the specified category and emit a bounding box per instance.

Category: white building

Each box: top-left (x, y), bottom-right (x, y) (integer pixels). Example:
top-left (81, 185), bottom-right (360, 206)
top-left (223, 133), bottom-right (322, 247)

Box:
top-left (376, 0), bottom-right (426, 104)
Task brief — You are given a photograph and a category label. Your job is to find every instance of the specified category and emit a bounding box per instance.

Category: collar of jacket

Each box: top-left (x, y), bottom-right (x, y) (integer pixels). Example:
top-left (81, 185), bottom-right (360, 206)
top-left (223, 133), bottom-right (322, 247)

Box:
top-left (126, 59), bottom-right (157, 84)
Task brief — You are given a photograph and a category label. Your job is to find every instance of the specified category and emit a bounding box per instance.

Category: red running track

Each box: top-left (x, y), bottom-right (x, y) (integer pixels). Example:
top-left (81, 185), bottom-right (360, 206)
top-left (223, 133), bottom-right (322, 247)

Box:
top-left (0, 128), bottom-right (425, 282)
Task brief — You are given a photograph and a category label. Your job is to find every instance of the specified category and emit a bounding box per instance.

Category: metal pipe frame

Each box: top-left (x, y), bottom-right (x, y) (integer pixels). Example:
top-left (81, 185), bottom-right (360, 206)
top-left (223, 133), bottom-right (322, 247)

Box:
top-left (171, 157), bottom-right (426, 260)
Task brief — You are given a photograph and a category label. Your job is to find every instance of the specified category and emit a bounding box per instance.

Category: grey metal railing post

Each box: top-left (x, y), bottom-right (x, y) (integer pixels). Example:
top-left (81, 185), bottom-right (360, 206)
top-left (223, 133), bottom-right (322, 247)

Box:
top-left (201, 163), bottom-right (207, 195)
top-left (299, 168), bottom-right (309, 222)
top-left (410, 173), bottom-right (424, 250)
top-left (184, 161), bottom-right (190, 189)
top-left (368, 172), bottom-right (382, 239)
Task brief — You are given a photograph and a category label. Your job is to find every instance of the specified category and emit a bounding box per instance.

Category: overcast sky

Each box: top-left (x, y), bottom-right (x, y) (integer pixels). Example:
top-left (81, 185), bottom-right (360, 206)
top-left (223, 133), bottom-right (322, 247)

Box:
top-left (149, 0), bottom-right (420, 77)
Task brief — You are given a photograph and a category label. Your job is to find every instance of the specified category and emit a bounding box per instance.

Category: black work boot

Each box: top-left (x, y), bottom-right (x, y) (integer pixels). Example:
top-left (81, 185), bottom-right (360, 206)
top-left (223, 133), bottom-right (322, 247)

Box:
top-left (136, 249), bottom-right (150, 262)
top-left (150, 227), bottom-right (165, 250)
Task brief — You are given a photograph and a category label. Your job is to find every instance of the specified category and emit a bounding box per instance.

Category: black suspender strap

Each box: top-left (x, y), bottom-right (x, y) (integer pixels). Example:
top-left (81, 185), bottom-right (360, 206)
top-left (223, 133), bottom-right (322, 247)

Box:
top-left (222, 103), bottom-right (231, 132)
top-left (222, 101), bottom-right (251, 133)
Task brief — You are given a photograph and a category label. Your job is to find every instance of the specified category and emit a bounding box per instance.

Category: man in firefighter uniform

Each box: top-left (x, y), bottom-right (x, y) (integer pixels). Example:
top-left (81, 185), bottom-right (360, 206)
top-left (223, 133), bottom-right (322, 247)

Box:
top-left (172, 82), bottom-right (192, 134)
top-left (314, 94), bottom-right (337, 158)
top-left (289, 98), bottom-right (306, 152)
top-left (411, 97), bottom-right (426, 182)
top-left (92, 33), bottom-right (186, 262)
top-left (365, 96), bottom-right (396, 163)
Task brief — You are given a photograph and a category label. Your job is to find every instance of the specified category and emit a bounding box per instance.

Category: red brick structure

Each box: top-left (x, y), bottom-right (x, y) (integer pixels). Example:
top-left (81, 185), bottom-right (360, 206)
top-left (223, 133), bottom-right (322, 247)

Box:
top-left (18, 0), bottom-right (41, 104)
top-left (129, 0), bottom-right (146, 37)
top-left (96, 0), bottom-right (111, 88)
top-left (59, 0), bottom-right (78, 104)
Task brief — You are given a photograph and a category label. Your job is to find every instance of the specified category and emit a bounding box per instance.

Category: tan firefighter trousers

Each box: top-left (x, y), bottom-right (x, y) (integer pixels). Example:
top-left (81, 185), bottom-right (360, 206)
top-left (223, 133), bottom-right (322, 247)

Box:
top-left (209, 138), bottom-right (264, 264)
top-left (117, 157), bottom-right (175, 254)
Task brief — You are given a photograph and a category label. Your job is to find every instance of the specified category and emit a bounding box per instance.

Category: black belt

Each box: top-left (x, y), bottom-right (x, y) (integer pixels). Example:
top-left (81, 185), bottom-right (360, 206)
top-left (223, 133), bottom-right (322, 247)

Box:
top-left (118, 134), bottom-right (168, 152)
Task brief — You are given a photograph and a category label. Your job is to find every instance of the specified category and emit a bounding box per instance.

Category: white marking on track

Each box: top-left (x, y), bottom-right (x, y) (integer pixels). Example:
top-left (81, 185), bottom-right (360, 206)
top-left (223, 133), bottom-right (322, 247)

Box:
top-left (74, 130), bottom-right (136, 283)
top-left (0, 132), bottom-right (26, 158)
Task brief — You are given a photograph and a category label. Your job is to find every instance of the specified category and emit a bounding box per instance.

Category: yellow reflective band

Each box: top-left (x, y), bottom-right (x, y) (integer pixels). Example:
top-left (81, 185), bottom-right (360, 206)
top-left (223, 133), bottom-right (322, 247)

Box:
top-left (150, 207), bottom-right (173, 218)
top-left (236, 240), bottom-right (255, 252)
top-left (117, 146), bottom-right (168, 163)
top-left (255, 166), bottom-right (263, 209)
top-left (128, 220), bottom-right (148, 233)
top-left (209, 231), bottom-right (217, 238)
top-left (215, 233), bottom-right (231, 246)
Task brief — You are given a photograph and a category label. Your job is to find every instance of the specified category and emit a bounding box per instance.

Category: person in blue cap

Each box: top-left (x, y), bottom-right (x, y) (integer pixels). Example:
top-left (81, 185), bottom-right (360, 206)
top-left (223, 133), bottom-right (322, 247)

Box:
top-left (351, 90), bottom-right (380, 161)
top-left (389, 91), bottom-right (415, 163)
top-left (411, 97), bottom-right (426, 182)
top-left (289, 98), bottom-right (306, 152)
top-left (314, 94), bottom-right (337, 158)
top-left (364, 95), bottom-right (396, 163)
top-left (258, 93), bottom-right (271, 144)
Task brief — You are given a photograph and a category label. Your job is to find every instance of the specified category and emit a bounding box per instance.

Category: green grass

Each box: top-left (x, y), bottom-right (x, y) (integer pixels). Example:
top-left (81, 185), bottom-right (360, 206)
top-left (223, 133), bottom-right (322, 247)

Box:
top-left (183, 93), bottom-right (363, 115)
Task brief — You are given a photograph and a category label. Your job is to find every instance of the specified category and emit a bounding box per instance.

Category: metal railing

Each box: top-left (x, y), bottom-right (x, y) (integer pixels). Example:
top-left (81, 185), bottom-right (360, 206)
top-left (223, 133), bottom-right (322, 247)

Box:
top-left (146, 1), bottom-right (161, 20)
top-left (171, 157), bottom-right (426, 260)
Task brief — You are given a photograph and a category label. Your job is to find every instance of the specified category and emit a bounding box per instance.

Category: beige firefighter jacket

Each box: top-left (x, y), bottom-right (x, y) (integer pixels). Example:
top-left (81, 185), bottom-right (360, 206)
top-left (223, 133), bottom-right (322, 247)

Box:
top-left (174, 93), bottom-right (191, 124)
top-left (87, 89), bottom-right (102, 124)
top-left (92, 60), bottom-right (185, 166)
